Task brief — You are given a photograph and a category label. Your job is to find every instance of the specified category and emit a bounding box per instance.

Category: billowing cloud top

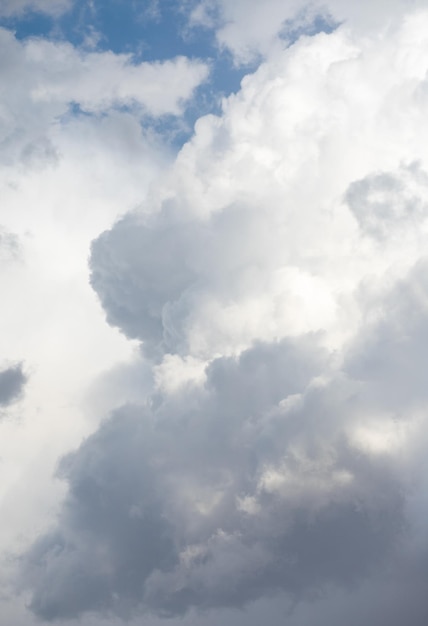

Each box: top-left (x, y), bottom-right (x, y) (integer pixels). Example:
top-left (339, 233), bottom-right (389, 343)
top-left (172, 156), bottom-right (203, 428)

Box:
top-left (1, 2), bottom-right (428, 626)
top-left (90, 11), bottom-right (428, 360)
top-left (17, 7), bottom-right (428, 626)
top-left (190, 0), bottom-right (428, 62)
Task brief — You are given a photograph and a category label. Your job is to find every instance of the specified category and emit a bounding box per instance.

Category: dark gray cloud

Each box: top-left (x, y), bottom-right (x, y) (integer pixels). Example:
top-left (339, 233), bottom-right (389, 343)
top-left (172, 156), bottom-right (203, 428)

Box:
top-left (23, 409), bottom-right (176, 621)
top-left (21, 332), bottom-right (410, 621)
top-left (0, 363), bottom-right (27, 408)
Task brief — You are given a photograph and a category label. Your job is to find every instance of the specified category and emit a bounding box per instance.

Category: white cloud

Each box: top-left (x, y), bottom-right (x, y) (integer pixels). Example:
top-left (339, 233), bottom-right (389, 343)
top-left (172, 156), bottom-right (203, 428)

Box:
top-left (0, 24), bottom-right (205, 617)
top-left (0, 0), bottom-right (72, 17)
top-left (0, 27), bottom-right (208, 172)
top-left (90, 12), bottom-right (428, 361)
top-left (27, 43), bottom-right (209, 116)
top-left (1, 3), bottom-right (428, 626)
top-left (190, 0), bottom-right (428, 63)
top-left (14, 6), bottom-right (428, 625)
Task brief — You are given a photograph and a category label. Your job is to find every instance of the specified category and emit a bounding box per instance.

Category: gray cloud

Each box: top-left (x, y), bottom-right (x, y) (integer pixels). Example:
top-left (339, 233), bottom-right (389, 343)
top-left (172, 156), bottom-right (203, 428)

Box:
top-left (0, 27), bottom-right (208, 171)
top-left (346, 164), bottom-right (428, 240)
top-left (187, 0), bottom-right (428, 63)
top-left (0, 363), bottom-right (27, 408)
top-left (17, 12), bottom-right (428, 625)
top-left (23, 409), bottom-right (176, 621)
top-left (22, 157), bottom-right (428, 622)
top-left (90, 212), bottom-right (199, 354)
top-left (345, 257), bottom-right (428, 412)
top-left (21, 332), bottom-right (410, 621)
top-left (89, 201), bottom-right (328, 359)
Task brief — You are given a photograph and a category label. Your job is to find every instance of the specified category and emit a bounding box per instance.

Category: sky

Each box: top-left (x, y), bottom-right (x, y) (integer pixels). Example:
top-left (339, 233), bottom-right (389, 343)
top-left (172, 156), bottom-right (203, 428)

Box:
top-left (0, 1), bottom-right (428, 625)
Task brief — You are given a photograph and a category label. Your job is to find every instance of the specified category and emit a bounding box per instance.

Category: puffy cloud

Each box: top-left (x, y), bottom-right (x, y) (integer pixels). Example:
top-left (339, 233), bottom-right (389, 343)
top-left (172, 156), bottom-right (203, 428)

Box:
top-left (0, 27), bottom-right (208, 169)
top-left (90, 12), bottom-right (428, 360)
top-left (26, 47), bottom-right (209, 117)
top-left (22, 333), bottom-right (409, 620)
top-left (346, 164), bottom-right (428, 241)
top-left (0, 19), bottom-right (201, 622)
top-left (16, 5), bottom-right (428, 626)
top-left (189, 0), bottom-right (428, 62)
top-left (0, 363), bottom-right (27, 408)
top-left (21, 271), bottom-right (428, 619)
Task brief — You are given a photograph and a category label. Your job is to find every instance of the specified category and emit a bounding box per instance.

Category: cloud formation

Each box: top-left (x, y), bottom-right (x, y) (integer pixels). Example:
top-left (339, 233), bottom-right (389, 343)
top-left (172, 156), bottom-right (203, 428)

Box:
top-left (346, 164), bottom-right (428, 241)
top-left (0, 363), bottom-right (27, 408)
top-left (0, 27), bottom-right (208, 170)
top-left (22, 333), bottom-right (409, 620)
top-left (189, 0), bottom-right (428, 62)
top-left (20, 8), bottom-right (428, 625)
top-left (90, 11), bottom-right (428, 360)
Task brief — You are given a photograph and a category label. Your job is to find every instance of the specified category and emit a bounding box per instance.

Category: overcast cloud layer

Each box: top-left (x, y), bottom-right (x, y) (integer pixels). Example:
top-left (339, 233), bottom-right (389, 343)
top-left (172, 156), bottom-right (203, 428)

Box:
top-left (1, 2), bottom-right (428, 626)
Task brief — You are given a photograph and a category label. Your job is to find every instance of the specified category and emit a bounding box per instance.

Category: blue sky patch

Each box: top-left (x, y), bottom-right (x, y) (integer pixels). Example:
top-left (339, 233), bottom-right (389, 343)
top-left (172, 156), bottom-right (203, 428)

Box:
top-left (1, 0), bottom-right (250, 147)
top-left (0, 0), bottom-right (335, 148)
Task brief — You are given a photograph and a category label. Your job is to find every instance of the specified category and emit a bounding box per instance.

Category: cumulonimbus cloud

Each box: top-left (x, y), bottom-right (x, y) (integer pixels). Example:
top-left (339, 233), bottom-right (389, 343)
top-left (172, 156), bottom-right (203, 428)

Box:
top-left (20, 7), bottom-right (428, 625)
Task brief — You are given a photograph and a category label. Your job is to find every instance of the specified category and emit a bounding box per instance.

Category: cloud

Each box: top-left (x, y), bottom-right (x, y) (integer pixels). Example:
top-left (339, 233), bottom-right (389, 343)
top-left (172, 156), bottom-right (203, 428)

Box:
top-left (0, 363), bottom-right (27, 408)
top-left (15, 5), bottom-right (428, 626)
top-left (0, 19), bottom-right (192, 618)
top-left (21, 333), bottom-right (408, 620)
top-left (0, 27), bottom-right (208, 170)
top-left (344, 257), bottom-right (428, 413)
top-left (346, 164), bottom-right (428, 241)
top-left (21, 249), bottom-right (428, 621)
top-left (0, 0), bottom-right (72, 18)
top-left (188, 0), bottom-right (428, 62)
top-left (90, 11), bottom-right (428, 360)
